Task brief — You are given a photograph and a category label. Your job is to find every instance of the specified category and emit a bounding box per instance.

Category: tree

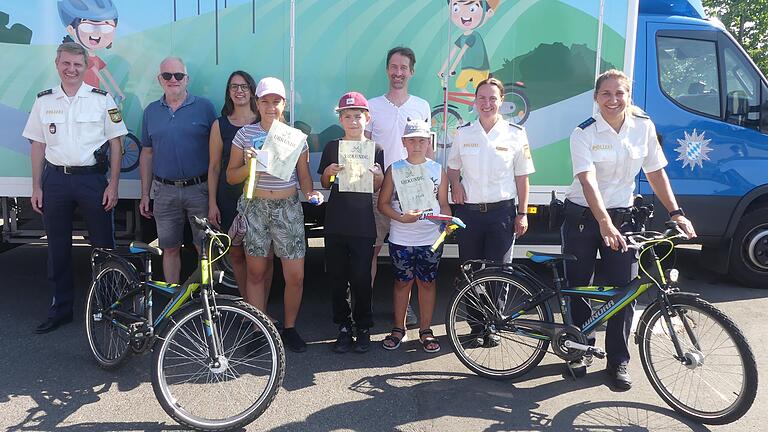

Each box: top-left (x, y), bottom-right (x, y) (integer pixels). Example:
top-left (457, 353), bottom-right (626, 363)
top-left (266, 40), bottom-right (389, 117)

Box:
top-left (703, 0), bottom-right (768, 77)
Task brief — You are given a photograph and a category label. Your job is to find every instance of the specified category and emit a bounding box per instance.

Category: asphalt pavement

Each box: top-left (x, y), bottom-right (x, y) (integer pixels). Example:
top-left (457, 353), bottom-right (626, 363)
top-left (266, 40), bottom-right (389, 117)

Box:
top-left (1, 244), bottom-right (765, 431)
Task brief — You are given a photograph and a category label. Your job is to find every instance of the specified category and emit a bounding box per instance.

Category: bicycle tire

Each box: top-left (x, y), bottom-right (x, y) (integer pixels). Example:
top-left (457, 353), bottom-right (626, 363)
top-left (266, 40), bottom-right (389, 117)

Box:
top-left (121, 133), bottom-right (141, 172)
top-left (84, 259), bottom-right (138, 370)
top-left (637, 294), bottom-right (758, 425)
top-left (151, 298), bottom-right (285, 431)
top-left (431, 106), bottom-right (463, 149)
top-left (501, 86), bottom-right (530, 125)
top-left (446, 270), bottom-right (552, 380)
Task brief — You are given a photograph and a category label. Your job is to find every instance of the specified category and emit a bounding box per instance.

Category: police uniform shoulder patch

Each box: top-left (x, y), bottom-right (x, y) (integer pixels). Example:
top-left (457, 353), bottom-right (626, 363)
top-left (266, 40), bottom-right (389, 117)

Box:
top-left (91, 88), bottom-right (108, 96)
top-left (37, 89), bottom-right (53, 98)
top-left (578, 117), bottom-right (596, 129)
top-left (108, 108), bottom-right (123, 123)
top-left (457, 122), bottom-right (472, 129)
top-left (508, 122), bottom-right (523, 130)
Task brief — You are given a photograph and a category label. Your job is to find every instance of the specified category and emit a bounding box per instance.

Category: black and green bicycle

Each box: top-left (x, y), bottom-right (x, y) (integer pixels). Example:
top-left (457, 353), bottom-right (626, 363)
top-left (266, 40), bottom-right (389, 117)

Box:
top-left (85, 216), bottom-right (285, 431)
top-left (445, 205), bottom-right (757, 425)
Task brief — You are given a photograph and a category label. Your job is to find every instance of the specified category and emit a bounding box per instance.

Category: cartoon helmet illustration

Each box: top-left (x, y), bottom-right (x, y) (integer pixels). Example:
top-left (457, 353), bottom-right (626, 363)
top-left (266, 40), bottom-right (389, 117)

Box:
top-left (58, 0), bottom-right (118, 26)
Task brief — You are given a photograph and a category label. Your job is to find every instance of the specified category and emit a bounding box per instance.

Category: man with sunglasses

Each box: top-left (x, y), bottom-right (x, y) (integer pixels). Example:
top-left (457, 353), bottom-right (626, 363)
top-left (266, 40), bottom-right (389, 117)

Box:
top-left (23, 42), bottom-right (126, 333)
top-left (139, 57), bottom-right (216, 284)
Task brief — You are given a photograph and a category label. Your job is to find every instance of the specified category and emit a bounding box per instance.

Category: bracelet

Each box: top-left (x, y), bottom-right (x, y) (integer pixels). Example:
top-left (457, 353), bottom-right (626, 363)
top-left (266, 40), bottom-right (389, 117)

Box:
top-left (669, 208), bottom-right (685, 217)
top-left (517, 211), bottom-right (527, 216)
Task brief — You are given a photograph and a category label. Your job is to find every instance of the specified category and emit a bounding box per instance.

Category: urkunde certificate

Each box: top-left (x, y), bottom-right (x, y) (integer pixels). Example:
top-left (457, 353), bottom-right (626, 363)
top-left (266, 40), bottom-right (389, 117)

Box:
top-left (391, 162), bottom-right (435, 212)
top-left (338, 140), bottom-right (375, 193)
top-left (261, 121), bottom-right (308, 181)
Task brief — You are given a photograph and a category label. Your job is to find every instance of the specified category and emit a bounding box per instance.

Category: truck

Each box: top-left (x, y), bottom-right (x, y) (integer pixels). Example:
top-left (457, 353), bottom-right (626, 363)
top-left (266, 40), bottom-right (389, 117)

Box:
top-left (1, 0), bottom-right (766, 288)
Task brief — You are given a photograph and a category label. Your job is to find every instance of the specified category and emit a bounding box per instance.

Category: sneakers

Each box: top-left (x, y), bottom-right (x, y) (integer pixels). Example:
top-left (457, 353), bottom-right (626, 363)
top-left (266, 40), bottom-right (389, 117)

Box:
top-left (607, 362), bottom-right (632, 390)
top-left (354, 328), bottom-right (371, 353)
top-left (333, 325), bottom-right (354, 353)
top-left (405, 304), bottom-right (418, 327)
top-left (567, 353), bottom-right (594, 378)
top-left (282, 327), bottom-right (307, 353)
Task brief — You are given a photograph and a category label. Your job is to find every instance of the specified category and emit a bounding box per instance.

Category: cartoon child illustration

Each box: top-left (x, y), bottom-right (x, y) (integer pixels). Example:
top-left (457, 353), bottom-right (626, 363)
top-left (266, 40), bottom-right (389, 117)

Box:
top-left (438, 0), bottom-right (500, 90)
top-left (58, 0), bottom-right (125, 102)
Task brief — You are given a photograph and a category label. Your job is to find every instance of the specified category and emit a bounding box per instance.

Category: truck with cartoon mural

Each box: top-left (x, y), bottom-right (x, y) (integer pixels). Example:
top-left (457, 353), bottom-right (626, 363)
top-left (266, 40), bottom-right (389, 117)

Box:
top-left (1, 0), bottom-right (767, 288)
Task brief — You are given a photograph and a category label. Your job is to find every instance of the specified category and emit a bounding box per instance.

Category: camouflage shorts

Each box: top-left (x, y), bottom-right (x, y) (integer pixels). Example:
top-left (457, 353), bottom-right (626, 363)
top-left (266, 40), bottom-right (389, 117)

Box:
top-left (237, 194), bottom-right (306, 259)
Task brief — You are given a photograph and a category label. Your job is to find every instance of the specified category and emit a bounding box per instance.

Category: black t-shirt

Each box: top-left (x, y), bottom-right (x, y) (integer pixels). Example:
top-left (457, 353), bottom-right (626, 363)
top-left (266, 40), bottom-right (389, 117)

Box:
top-left (318, 139), bottom-right (385, 238)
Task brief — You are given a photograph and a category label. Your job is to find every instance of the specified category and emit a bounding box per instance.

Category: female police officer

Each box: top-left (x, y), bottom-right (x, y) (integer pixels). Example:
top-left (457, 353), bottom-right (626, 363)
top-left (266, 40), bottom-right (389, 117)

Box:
top-left (563, 69), bottom-right (696, 389)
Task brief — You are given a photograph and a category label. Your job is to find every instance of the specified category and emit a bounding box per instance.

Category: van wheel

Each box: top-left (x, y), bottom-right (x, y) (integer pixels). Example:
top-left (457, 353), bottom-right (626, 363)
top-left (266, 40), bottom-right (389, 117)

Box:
top-left (729, 207), bottom-right (768, 288)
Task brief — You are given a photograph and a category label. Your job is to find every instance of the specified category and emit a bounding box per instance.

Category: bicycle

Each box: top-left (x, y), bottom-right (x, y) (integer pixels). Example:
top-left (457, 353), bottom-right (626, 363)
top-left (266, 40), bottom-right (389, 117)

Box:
top-left (431, 73), bottom-right (531, 150)
top-left (444, 204), bottom-right (757, 425)
top-left (84, 216), bottom-right (285, 431)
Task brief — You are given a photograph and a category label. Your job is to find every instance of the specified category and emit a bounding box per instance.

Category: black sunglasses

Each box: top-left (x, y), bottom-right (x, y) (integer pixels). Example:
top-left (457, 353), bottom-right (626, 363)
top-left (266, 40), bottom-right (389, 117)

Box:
top-left (160, 72), bottom-right (186, 81)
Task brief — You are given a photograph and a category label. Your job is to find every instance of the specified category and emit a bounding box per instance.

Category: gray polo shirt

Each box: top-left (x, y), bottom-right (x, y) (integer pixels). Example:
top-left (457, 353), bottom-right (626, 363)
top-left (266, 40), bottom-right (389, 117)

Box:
top-left (141, 94), bottom-right (216, 180)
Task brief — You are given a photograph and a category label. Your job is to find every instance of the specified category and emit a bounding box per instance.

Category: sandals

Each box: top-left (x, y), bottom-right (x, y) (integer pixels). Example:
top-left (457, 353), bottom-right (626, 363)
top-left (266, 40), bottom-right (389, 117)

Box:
top-left (419, 329), bottom-right (441, 353)
top-left (382, 327), bottom-right (407, 350)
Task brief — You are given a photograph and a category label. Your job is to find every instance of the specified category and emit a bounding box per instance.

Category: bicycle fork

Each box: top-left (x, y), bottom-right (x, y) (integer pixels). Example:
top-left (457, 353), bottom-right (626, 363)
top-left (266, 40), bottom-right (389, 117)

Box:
top-left (199, 256), bottom-right (226, 372)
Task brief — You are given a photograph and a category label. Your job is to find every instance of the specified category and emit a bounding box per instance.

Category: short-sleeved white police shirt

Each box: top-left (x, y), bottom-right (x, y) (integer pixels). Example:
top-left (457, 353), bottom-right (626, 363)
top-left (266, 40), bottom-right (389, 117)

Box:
top-left (566, 110), bottom-right (667, 209)
top-left (365, 94), bottom-right (431, 169)
top-left (447, 119), bottom-right (535, 203)
top-left (22, 84), bottom-right (127, 166)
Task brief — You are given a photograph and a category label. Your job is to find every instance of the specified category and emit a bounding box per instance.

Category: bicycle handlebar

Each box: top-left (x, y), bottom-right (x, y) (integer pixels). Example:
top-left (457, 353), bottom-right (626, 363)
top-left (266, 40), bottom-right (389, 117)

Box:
top-left (625, 221), bottom-right (687, 249)
top-left (192, 216), bottom-right (225, 248)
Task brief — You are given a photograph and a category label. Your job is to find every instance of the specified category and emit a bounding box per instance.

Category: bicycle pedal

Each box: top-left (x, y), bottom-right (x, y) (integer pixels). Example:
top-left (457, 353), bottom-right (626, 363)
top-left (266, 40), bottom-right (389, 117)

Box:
top-left (587, 347), bottom-right (606, 359)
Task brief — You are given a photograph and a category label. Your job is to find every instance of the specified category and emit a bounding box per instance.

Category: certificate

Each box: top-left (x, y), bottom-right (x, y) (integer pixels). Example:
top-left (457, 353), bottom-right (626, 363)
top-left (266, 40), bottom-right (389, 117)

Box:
top-left (391, 163), bottom-right (436, 212)
top-left (261, 121), bottom-right (308, 181)
top-left (337, 140), bottom-right (375, 193)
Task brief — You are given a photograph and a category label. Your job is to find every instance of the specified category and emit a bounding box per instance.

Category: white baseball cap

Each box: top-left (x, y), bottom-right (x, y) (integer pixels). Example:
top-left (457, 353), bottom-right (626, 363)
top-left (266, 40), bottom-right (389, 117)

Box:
top-left (255, 77), bottom-right (286, 99)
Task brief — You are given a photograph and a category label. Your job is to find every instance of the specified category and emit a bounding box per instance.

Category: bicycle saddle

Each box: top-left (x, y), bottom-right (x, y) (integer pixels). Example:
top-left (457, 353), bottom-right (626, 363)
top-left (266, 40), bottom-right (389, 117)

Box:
top-left (526, 251), bottom-right (577, 264)
top-left (129, 241), bottom-right (163, 256)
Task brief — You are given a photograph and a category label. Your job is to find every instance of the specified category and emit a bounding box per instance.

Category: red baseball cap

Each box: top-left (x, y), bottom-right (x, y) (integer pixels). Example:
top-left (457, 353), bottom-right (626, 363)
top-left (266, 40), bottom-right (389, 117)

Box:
top-left (336, 91), bottom-right (368, 112)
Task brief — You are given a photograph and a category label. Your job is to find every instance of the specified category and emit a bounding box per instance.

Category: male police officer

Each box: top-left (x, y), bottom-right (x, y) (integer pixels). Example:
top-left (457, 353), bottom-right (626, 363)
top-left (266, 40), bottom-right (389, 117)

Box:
top-left (23, 42), bottom-right (126, 334)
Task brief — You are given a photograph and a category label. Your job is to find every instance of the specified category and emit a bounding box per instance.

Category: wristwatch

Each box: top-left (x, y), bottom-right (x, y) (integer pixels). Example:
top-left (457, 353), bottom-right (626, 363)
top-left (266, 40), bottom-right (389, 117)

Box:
top-left (669, 208), bottom-right (685, 217)
top-left (517, 211), bottom-right (528, 216)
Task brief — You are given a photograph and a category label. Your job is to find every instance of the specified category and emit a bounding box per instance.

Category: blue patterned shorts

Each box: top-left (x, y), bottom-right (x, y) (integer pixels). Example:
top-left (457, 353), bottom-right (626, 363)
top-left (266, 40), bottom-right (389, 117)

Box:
top-left (389, 242), bottom-right (443, 282)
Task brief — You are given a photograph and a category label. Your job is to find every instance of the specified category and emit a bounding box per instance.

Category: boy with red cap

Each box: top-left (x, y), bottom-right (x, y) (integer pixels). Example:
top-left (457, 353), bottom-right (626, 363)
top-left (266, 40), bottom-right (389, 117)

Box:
top-left (318, 92), bottom-right (384, 353)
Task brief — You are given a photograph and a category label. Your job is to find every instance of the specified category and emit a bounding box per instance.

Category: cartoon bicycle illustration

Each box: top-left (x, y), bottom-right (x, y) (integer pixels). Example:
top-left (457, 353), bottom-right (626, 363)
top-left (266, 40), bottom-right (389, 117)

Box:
top-left (431, 74), bottom-right (530, 150)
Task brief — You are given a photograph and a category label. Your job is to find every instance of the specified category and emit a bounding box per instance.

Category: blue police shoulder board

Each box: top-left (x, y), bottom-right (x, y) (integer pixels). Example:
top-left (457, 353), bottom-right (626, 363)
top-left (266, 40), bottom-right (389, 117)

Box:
top-left (578, 117), bottom-right (596, 129)
top-left (91, 88), bottom-right (108, 96)
top-left (37, 89), bottom-right (53, 98)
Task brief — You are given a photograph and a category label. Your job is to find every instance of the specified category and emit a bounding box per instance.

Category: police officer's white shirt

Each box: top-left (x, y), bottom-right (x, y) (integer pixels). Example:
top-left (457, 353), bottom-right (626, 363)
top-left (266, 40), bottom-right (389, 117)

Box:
top-left (566, 110), bottom-right (667, 209)
top-left (447, 119), bottom-right (535, 203)
top-left (22, 84), bottom-right (127, 166)
top-left (365, 94), bottom-right (431, 169)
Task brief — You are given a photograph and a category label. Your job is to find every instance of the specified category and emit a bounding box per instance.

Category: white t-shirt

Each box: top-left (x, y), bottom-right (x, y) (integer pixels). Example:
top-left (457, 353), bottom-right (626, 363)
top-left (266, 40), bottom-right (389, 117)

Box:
top-left (366, 94), bottom-right (431, 169)
top-left (566, 111), bottom-right (667, 208)
top-left (388, 158), bottom-right (443, 247)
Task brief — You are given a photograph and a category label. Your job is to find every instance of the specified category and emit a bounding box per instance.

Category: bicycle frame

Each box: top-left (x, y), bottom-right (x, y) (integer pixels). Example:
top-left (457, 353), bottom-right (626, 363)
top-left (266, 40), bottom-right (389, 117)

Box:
top-left (90, 227), bottom-right (229, 362)
top-left (465, 236), bottom-right (674, 348)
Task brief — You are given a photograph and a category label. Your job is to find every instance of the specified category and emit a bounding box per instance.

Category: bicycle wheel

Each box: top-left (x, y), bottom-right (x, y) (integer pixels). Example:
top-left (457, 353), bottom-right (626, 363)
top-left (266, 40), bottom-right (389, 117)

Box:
top-left (446, 270), bottom-right (552, 379)
top-left (501, 86), bottom-right (530, 125)
top-left (637, 294), bottom-right (757, 425)
top-left (121, 133), bottom-right (141, 172)
top-left (431, 106), bottom-right (463, 149)
top-left (151, 298), bottom-right (285, 431)
top-left (85, 259), bottom-right (138, 369)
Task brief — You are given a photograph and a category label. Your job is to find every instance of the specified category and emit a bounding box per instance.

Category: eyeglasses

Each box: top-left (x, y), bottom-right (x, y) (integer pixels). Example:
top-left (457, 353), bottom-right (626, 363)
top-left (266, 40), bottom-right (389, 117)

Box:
top-left (78, 23), bottom-right (116, 34)
top-left (229, 84), bottom-right (250, 92)
top-left (160, 72), bottom-right (186, 81)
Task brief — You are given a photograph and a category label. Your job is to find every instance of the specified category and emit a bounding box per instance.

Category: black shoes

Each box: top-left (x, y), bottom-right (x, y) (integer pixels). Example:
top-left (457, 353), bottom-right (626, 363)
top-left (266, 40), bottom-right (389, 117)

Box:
top-left (607, 362), bottom-right (632, 390)
top-left (282, 327), bottom-right (307, 353)
top-left (354, 328), bottom-right (371, 353)
top-left (35, 314), bottom-right (74, 334)
top-left (333, 325), bottom-right (371, 353)
top-left (333, 325), bottom-right (354, 353)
